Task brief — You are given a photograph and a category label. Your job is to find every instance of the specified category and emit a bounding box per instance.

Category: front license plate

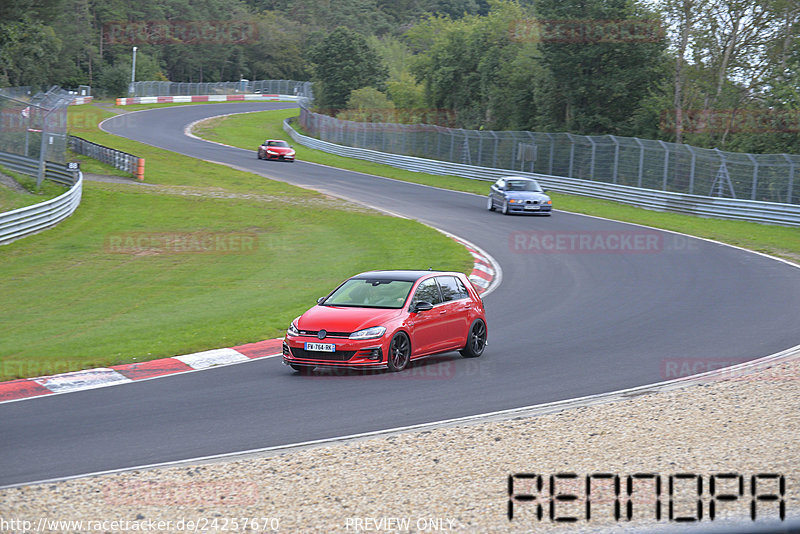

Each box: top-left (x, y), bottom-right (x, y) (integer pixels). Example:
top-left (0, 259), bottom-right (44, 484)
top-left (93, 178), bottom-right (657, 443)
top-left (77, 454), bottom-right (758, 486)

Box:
top-left (305, 342), bottom-right (335, 352)
top-left (524, 205), bottom-right (540, 210)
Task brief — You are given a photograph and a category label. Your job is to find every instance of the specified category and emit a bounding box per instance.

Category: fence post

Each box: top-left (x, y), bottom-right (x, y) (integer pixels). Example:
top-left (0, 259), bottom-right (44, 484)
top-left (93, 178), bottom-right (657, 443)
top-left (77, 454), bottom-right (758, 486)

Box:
top-left (491, 131), bottom-right (498, 169)
top-left (658, 140), bottom-right (669, 190)
top-left (747, 153), bottom-right (758, 200)
top-left (784, 154), bottom-right (795, 204)
top-left (567, 133), bottom-right (576, 178)
top-left (686, 145), bottom-right (697, 195)
top-left (634, 138), bottom-right (644, 188)
top-left (610, 135), bottom-right (619, 184)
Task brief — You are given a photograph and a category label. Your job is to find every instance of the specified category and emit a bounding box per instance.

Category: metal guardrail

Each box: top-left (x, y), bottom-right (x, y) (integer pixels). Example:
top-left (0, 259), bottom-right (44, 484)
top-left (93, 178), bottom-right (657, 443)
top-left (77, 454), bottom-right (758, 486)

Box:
top-left (283, 118), bottom-right (800, 227)
top-left (68, 135), bottom-right (144, 179)
top-left (130, 80), bottom-right (313, 99)
top-left (0, 151), bottom-right (83, 245)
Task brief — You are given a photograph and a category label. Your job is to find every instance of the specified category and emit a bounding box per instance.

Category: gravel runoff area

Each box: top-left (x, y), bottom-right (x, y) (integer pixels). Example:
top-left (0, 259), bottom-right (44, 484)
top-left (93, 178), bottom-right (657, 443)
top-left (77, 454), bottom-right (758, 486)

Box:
top-left (1, 353), bottom-right (798, 533)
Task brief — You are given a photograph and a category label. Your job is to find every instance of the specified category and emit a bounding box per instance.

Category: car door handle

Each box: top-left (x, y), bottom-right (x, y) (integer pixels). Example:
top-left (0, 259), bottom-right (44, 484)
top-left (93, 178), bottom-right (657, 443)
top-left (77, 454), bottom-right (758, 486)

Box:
top-left (439, 310), bottom-right (447, 314)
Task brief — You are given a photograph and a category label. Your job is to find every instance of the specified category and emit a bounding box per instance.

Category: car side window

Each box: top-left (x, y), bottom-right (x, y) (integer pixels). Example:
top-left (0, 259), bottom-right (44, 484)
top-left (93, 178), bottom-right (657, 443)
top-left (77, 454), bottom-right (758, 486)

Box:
top-left (436, 276), bottom-right (467, 302)
top-left (454, 277), bottom-right (470, 299)
top-left (410, 278), bottom-right (442, 306)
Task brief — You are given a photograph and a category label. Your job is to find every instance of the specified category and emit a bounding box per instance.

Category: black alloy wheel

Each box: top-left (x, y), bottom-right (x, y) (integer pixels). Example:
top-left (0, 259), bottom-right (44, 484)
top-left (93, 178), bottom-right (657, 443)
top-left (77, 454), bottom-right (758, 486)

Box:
top-left (387, 332), bottom-right (411, 372)
top-left (460, 319), bottom-right (487, 358)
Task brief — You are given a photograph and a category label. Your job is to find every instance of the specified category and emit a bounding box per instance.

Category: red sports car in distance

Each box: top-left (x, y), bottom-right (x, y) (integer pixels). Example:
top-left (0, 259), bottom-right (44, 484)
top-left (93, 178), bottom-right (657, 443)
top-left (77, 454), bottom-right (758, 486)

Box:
top-left (283, 270), bottom-right (488, 373)
top-left (257, 139), bottom-right (295, 162)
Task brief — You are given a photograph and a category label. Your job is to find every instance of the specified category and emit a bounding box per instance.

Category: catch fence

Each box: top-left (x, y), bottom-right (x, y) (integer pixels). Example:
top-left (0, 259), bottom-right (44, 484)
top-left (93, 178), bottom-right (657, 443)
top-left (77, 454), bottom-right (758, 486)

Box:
top-left (0, 86), bottom-right (74, 186)
top-left (298, 107), bottom-right (799, 206)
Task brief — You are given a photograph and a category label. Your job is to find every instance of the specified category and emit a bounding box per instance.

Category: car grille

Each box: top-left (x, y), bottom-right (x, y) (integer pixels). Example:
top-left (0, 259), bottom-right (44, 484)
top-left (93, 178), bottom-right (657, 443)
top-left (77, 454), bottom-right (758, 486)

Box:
top-left (523, 200), bottom-right (539, 205)
top-left (297, 330), bottom-right (352, 339)
top-left (289, 347), bottom-right (356, 361)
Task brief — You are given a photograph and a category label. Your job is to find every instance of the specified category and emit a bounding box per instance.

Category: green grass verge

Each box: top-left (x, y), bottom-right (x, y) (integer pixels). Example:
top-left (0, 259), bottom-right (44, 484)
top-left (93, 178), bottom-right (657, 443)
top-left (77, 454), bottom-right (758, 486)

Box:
top-left (0, 165), bottom-right (67, 212)
top-left (0, 104), bottom-right (471, 381)
top-left (193, 108), bottom-right (800, 263)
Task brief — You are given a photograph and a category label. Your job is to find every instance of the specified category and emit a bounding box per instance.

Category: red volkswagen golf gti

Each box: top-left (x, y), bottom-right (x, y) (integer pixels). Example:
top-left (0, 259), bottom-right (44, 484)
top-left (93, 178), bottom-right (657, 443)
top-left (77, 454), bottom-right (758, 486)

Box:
top-left (282, 270), bottom-right (487, 373)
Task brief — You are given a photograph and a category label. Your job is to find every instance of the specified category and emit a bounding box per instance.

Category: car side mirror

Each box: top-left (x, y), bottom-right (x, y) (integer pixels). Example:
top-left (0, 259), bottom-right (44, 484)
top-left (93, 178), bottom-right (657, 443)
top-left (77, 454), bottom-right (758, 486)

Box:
top-left (317, 297), bottom-right (326, 304)
top-left (411, 301), bottom-right (434, 313)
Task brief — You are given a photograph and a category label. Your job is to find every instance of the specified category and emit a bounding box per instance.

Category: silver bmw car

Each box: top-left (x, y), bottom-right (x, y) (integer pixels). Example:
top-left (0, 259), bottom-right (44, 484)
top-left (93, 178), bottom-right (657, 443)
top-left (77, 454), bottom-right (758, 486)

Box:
top-left (487, 176), bottom-right (552, 215)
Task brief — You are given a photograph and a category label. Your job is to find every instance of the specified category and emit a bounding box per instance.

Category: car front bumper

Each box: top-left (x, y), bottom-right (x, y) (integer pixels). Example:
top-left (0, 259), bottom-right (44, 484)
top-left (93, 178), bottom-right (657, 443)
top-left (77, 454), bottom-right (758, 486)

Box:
top-left (507, 203), bottom-right (552, 213)
top-left (282, 338), bottom-right (388, 369)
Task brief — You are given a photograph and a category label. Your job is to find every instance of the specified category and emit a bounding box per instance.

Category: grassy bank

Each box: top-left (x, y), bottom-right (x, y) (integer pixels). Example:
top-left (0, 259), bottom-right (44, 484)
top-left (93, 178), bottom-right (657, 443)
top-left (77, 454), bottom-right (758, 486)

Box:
top-left (193, 108), bottom-right (800, 263)
top-left (0, 104), bottom-right (471, 381)
top-left (0, 165), bottom-right (67, 212)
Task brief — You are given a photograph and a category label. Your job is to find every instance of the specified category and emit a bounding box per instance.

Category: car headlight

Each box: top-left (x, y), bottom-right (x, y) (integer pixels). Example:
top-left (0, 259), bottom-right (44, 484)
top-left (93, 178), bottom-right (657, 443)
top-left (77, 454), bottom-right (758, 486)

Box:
top-left (349, 326), bottom-right (386, 340)
top-left (287, 319), bottom-right (300, 337)
top-left (509, 199), bottom-right (521, 203)
top-left (544, 199), bottom-right (552, 205)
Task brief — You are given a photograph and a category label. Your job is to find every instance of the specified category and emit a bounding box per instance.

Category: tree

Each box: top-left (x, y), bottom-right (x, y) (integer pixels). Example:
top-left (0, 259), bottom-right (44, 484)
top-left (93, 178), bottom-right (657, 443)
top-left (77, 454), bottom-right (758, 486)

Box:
top-left (534, 0), bottom-right (667, 135)
top-left (338, 86), bottom-right (395, 122)
top-left (409, 1), bottom-right (544, 129)
top-left (308, 27), bottom-right (388, 111)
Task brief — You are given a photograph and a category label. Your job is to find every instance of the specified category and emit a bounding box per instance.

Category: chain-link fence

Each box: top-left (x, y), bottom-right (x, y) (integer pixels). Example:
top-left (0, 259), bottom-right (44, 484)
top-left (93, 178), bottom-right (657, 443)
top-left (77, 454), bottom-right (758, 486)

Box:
top-left (299, 106), bottom-right (799, 205)
top-left (0, 85), bottom-right (72, 185)
top-left (131, 80), bottom-right (313, 98)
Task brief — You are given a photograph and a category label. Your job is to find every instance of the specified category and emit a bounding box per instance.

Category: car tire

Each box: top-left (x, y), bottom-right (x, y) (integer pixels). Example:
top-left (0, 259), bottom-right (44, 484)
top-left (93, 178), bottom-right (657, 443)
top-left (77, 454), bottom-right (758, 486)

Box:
top-left (387, 332), bottom-right (411, 372)
top-left (502, 200), bottom-right (509, 215)
top-left (487, 196), bottom-right (495, 211)
top-left (290, 364), bottom-right (314, 374)
top-left (460, 319), bottom-right (487, 358)
top-left (257, 151), bottom-right (263, 159)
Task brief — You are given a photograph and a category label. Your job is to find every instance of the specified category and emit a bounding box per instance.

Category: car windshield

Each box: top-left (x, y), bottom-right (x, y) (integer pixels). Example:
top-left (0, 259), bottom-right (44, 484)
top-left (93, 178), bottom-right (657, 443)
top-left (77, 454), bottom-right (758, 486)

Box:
top-left (506, 180), bottom-right (542, 192)
top-left (266, 140), bottom-right (289, 147)
top-left (321, 278), bottom-right (414, 309)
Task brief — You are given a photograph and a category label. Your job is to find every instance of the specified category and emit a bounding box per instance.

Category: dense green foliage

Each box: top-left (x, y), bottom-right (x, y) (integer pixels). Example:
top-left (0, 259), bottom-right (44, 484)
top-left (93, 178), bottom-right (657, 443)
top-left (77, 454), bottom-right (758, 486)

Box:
top-left (1, 0), bottom-right (798, 153)
top-left (308, 27), bottom-right (388, 110)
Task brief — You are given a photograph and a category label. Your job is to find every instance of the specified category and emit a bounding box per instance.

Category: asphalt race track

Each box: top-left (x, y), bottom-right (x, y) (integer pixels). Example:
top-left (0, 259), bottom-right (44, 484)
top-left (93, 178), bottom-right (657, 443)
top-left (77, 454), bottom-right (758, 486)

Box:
top-left (2, 102), bottom-right (800, 487)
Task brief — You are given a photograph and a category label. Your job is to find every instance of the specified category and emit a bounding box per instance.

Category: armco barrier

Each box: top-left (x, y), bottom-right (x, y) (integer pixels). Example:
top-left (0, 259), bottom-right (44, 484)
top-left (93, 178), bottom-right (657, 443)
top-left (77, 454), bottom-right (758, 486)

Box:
top-left (0, 151), bottom-right (83, 245)
top-left (68, 136), bottom-right (144, 179)
top-left (116, 94), bottom-right (299, 105)
top-left (283, 119), bottom-right (800, 227)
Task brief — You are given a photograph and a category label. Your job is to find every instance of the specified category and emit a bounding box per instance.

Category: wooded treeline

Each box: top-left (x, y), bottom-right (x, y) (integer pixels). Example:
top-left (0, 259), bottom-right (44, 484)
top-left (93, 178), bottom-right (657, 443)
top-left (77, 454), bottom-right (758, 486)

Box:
top-left (1, 0), bottom-right (798, 152)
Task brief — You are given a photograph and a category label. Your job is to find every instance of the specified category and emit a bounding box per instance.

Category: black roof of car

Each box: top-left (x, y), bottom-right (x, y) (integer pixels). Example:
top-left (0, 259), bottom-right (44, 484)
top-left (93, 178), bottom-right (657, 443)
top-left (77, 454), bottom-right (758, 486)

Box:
top-left (351, 270), bottom-right (452, 282)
